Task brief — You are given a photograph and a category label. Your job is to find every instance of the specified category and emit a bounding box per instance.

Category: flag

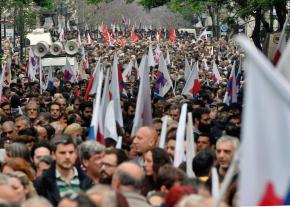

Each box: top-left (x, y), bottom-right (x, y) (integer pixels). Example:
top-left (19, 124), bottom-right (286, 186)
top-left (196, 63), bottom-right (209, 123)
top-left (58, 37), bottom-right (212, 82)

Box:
top-left (131, 31), bottom-right (139, 43)
top-left (122, 60), bottom-right (133, 82)
top-left (170, 28), bottom-right (175, 43)
top-left (166, 49), bottom-right (171, 65)
top-left (198, 28), bottom-right (207, 41)
top-left (99, 69), bottom-right (110, 140)
top-left (211, 167), bottom-right (219, 199)
top-left (77, 31), bottom-right (82, 47)
top-left (272, 14), bottom-right (290, 66)
top-left (89, 69), bottom-right (104, 142)
top-left (59, 28), bottom-right (65, 42)
top-left (116, 136), bottom-right (122, 149)
top-left (131, 55), bottom-right (153, 136)
top-left (204, 59), bottom-right (209, 71)
top-left (174, 104), bottom-right (187, 167)
top-left (159, 115), bottom-right (169, 149)
top-left (154, 45), bottom-right (161, 65)
top-left (148, 45), bottom-right (155, 67)
top-left (87, 32), bottom-right (92, 45)
top-left (277, 36), bottom-right (290, 81)
top-left (28, 49), bottom-right (38, 81)
top-left (182, 62), bottom-right (201, 97)
top-left (186, 112), bottom-right (195, 178)
top-left (63, 57), bottom-right (76, 83)
top-left (104, 100), bottom-right (118, 142)
top-left (212, 62), bottom-right (222, 83)
top-left (84, 58), bottom-right (101, 101)
top-left (154, 52), bottom-right (174, 97)
top-left (184, 57), bottom-right (191, 81)
top-left (109, 53), bottom-right (124, 127)
top-left (2, 57), bottom-right (11, 87)
top-left (103, 25), bottom-right (113, 45)
top-left (237, 35), bottom-right (290, 206)
top-left (223, 61), bottom-right (237, 105)
top-left (0, 63), bottom-right (5, 103)
top-left (39, 58), bottom-right (46, 94)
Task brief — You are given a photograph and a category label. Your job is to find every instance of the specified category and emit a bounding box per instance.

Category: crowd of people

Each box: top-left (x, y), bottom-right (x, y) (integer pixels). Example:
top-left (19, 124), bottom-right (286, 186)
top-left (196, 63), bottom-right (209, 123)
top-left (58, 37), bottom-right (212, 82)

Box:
top-left (0, 25), bottom-right (244, 207)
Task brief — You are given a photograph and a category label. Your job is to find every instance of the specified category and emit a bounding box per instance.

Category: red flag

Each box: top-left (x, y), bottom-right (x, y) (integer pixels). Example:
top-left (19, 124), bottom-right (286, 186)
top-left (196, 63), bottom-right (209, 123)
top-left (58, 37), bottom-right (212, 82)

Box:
top-left (131, 31), bottom-right (139, 43)
top-left (170, 28), bottom-right (175, 43)
top-left (273, 14), bottom-right (289, 66)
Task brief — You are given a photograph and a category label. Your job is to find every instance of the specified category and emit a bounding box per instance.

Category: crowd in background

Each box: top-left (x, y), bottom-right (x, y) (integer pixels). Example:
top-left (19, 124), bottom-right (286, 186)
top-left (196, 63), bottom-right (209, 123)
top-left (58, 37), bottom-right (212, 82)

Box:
top-left (0, 26), bottom-right (244, 207)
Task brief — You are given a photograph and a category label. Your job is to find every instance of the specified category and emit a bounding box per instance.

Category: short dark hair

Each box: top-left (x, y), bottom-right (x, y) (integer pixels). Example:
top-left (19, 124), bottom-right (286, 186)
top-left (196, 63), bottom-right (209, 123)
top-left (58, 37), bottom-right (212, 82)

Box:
top-left (30, 141), bottom-right (52, 159)
top-left (156, 164), bottom-right (186, 190)
top-left (195, 133), bottom-right (215, 145)
top-left (49, 102), bottom-right (61, 112)
top-left (79, 101), bottom-right (93, 112)
top-left (192, 150), bottom-right (214, 177)
top-left (50, 135), bottom-right (76, 152)
top-left (192, 107), bottom-right (210, 123)
top-left (105, 148), bottom-right (129, 165)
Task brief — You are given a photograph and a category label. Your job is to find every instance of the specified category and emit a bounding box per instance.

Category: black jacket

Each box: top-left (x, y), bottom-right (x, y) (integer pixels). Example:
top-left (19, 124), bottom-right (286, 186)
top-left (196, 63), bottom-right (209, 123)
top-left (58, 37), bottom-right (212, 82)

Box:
top-left (34, 163), bottom-right (93, 206)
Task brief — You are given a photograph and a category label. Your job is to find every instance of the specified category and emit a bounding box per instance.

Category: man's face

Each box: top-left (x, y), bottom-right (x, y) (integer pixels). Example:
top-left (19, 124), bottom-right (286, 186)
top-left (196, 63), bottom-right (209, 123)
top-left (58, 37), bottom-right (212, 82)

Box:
top-left (170, 109), bottom-right (180, 121)
top-left (26, 102), bottom-right (39, 120)
top-left (2, 125), bottom-right (16, 140)
top-left (197, 113), bottom-right (211, 133)
top-left (15, 120), bottom-right (29, 133)
top-left (33, 147), bottom-right (51, 165)
top-left (166, 139), bottom-right (176, 160)
top-left (99, 154), bottom-right (117, 184)
top-left (83, 107), bottom-right (93, 118)
top-left (57, 99), bottom-right (67, 111)
top-left (50, 104), bottom-right (61, 121)
top-left (85, 152), bottom-right (104, 177)
top-left (153, 122), bottom-right (162, 136)
top-left (52, 144), bottom-right (77, 170)
top-left (196, 136), bottom-right (211, 152)
top-left (133, 128), bottom-right (155, 154)
top-left (2, 104), bottom-right (11, 116)
top-left (216, 141), bottom-right (235, 169)
top-left (127, 106), bottom-right (135, 117)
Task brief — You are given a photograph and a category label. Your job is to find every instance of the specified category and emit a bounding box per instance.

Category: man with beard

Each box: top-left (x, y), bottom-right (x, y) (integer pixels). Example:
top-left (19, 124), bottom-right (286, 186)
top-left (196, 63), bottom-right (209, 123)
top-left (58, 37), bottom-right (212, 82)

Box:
top-left (123, 101), bottom-right (135, 130)
top-left (78, 140), bottom-right (105, 184)
top-left (35, 135), bottom-right (91, 206)
top-left (79, 102), bottom-right (93, 127)
top-left (192, 107), bottom-right (212, 139)
top-left (99, 149), bottom-right (129, 184)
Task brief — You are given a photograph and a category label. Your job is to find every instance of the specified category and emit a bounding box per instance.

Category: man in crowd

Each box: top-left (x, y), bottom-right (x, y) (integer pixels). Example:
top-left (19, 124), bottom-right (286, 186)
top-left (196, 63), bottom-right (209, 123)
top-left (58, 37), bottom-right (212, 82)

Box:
top-left (35, 135), bottom-right (91, 206)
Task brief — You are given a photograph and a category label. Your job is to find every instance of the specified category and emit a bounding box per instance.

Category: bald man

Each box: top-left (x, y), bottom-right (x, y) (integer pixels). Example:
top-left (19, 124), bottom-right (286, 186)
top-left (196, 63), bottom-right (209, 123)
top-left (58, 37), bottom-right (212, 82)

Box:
top-left (132, 127), bottom-right (158, 165)
top-left (111, 162), bottom-right (151, 207)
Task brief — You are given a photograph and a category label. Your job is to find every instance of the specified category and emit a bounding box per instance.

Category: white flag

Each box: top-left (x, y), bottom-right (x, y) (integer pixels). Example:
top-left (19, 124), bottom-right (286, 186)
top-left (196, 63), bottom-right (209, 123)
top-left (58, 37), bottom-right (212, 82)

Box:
top-left (237, 35), bottom-right (290, 206)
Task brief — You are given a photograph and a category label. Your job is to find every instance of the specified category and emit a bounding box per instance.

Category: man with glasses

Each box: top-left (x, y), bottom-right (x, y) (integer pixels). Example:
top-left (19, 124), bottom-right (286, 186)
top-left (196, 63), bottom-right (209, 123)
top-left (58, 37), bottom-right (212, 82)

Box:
top-left (99, 149), bottom-right (129, 185)
top-left (35, 135), bottom-right (91, 206)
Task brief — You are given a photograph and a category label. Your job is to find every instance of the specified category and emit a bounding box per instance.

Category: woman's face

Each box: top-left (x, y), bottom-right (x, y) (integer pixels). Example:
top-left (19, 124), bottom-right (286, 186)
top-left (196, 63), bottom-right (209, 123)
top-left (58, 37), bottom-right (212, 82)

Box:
top-left (8, 177), bottom-right (26, 203)
top-left (144, 151), bottom-right (154, 176)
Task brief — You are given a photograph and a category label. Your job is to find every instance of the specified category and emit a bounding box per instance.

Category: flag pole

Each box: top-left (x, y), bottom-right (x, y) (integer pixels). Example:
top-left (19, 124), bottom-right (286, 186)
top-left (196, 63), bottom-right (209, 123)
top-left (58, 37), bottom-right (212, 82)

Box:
top-left (212, 148), bottom-right (240, 207)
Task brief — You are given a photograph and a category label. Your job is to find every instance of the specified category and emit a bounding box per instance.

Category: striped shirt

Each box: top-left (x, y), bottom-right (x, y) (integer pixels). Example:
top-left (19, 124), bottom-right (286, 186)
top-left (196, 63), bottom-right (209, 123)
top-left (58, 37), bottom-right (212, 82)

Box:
top-left (56, 167), bottom-right (80, 197)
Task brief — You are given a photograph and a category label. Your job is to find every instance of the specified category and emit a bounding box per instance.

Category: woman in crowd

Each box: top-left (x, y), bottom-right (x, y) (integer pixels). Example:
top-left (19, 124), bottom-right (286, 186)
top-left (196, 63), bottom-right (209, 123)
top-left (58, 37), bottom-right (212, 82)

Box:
top-left (143, 147), bottom-right (171, 196)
